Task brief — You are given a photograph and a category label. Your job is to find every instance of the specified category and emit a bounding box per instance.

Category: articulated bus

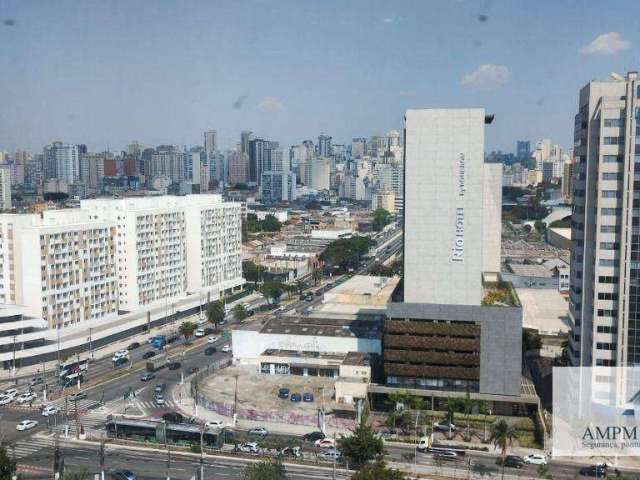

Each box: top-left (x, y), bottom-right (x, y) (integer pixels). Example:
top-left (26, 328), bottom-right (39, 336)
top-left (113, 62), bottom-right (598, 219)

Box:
top-left (105, 418), bottom-right (226, 448)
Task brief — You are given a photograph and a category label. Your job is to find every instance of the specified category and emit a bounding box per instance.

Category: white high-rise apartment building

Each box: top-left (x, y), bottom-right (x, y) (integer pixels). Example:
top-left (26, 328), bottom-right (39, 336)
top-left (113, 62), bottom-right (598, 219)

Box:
top-left (0, 167), bottom-right (11, 211)
top-left (403, 108), bottom-right (501, 305)
top-left (568, 72), bottom-right (640, 372)
top-left (44, 142), bottom-right (80, 183)
top-left (81, 194), bottom-right (243, 311)
top-left (0, 210), bottom-right (118, 328)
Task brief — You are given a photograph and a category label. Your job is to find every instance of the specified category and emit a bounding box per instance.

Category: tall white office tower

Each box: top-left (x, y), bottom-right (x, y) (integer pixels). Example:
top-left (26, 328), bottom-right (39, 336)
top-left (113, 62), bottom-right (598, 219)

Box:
top-left (403, 108), bottom-right (501, 305)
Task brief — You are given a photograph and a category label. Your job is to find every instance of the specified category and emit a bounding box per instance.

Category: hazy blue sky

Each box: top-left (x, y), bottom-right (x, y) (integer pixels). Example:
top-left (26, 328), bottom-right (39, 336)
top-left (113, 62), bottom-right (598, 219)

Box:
top-left (1, 0), bottom-right (639, 154)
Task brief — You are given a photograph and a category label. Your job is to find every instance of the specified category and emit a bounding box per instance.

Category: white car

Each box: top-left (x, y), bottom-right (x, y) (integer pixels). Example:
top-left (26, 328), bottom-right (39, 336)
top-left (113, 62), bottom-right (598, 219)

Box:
top-left (114, 349), bottom-right (129, 358)
top-left (205, 420), bottom-right (224, 429)
top-left (3, 389), bottom-right (18, 398)
top-left (207, 336), bottom-right (219, 344)
top-left (221, 345), bottom-right (231, 353)
top-left (195, 328), bottom-right (205, 337)
top-left (41, 405), bottom-right (60, 417)
top-left (16, 392), bottom-right (37, 404)
top-left (155, 394), bottom-right (165, 406)
top-left (315, 438), bottom-right (336, 448)
top-left (237, 442), bottom-right (258, 453)
top-left (524, 454), bottom-right (547, 465)
top-left (0, 396), bottom-right (13, 405)
top-left (16, 420), bottom-right (38, 431)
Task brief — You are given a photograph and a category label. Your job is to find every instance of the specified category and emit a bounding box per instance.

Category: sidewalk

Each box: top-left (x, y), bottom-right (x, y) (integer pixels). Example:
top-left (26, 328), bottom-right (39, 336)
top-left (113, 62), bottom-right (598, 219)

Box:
top-left (0, 292), bottom-right (261, 384)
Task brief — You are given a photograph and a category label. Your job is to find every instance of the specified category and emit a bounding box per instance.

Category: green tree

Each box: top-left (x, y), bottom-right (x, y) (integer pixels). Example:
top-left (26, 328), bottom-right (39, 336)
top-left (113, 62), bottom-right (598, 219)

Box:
top-left (385, 410), bottom-right (412, 432)
top-left (490, 419), bottom-right (518, 479)
top-left (461, 390), bottom-right (475, 441)
top-left (320, 236), bottom-right (375, 272)
top-left (260, 214), bottom-right (282, 232)
top-left (368, 263), bottom-right (394, 277)
top-left (260, 282), bottom-right (285, 304)
top-left (242, 260), bottom-right (265, 283)
top-left (206, 300), bottom-right (226, 330)
top-left (179, 321), bottom-right (197, 343)
top-left (350, 460), bottom-right (407, 480)
top-left (233, 304), bottom-right (248, 322)
top-left (0, 445), bottom-right (16, 480)
top-left (337, 410), bottom-right (384, 470)
top-left (241, 458), bottom-right (287, 480)
top-left (372, 208), bottom-right (392, 232)
top-left (61, 470), bottom-right (91, 480)
top-left (295, 280), bottom-right (305, 298)
top-left (311, 268), bottom-right (322, 286)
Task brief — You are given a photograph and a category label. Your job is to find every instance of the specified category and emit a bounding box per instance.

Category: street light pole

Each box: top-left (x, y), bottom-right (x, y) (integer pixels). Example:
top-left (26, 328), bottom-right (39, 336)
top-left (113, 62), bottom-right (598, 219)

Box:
top-left (12, 335), bottom-right (17, 384)
top-left (414, 411), bottom-right (421, 477)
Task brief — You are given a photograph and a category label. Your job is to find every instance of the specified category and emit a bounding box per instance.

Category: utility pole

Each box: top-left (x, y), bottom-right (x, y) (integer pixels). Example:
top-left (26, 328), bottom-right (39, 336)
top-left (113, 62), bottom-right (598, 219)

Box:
top-left (414, 411), bottom-right (421, 477)
top-left (199, 426), bottom-right (204, 480)
top-left (74, 395), bottom-right (79, 440)
top-left (89, 327), bottom-right (94, 360)
top-left (12, 334), bottom-right (16, 376)
top-left (99, 440), bottom-right (105, 480)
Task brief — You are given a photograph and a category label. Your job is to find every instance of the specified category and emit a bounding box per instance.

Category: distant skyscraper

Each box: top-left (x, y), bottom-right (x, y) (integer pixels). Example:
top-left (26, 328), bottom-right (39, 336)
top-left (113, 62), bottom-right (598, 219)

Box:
top-left (248, 138), bottom-right (270, 184)
top-left (516, 140), bottom-right (530, 162)
top-left (43, 142), bottom-right (80, 184)
top-left (318, 134), bottom-right (332, 157)
top-left (228, 150), bottom-right (249, 185)
top-left (204, 130), bottom-right (218, 156)
top-left (0, 167), bottom-right (11, 211)
top-left (261, 171), bottom-right (297, 203)
top-left (351, 138), bottom-right (367, 158)
top-left (240, 131), bottom-right (252, 155)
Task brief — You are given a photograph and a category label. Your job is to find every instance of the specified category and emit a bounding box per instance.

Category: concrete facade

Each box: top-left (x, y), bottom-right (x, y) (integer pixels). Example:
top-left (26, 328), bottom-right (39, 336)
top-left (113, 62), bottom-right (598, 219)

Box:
top-left (386, 302), bottom-right (522, 396)
top-left (403, 109), bottom-right (501, 306)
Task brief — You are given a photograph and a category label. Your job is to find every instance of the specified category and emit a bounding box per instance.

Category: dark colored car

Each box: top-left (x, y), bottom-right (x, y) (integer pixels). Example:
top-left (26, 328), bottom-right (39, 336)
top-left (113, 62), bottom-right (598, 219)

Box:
top-left (140, 372), bottom-right (155, 382)
top-left (69, 391), bottom-right (87, 401)
top-left (162, 412), bottom-right (184, 424)
top-left (30, 377), bottom-right (44, 386)
top-left (580, 465), bottom-right (608, 477)
top-left (278, 388), bottom-right (290, 399)
top-left (303, 431), bottom-right (325, 442)
top-left (168, 362), bottom-right (181, 370)
top-left (290, 393), bottom-right (302, 402)
top-left (204, 346), bottom-right (217, 356)
top-left (204, 327), bottom-right (215, 335)
top-left (314, 290), bottom-right (322, 296)
top-left (108, 470), bottom-right (137, 480)
top-left (142, 351), bottom-right (156, 359)
top-left (64, 376), bottom-right (84, 389)
top-left (303, 393), bottom-right (314, 402)
top-left (112, 357), bottom-right (128, 367)
top-left (497, 456), bottom-right (524, 469)
top-left (127, 342), bottom-right (140, 350)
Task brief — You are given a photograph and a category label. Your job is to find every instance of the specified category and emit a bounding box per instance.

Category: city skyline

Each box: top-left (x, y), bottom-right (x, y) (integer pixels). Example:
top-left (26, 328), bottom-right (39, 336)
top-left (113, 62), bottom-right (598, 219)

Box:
top-left (2, 0), bottom-right (639, 153)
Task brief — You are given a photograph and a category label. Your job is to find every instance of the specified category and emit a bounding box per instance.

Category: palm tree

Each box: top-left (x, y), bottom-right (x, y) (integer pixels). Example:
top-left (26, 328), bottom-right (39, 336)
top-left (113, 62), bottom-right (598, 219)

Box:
top-left (460, 391), bottom-right (475, 441)
top-left (179, 321), bottom-right (197, 344)
top-left (311, 268), bottom-right (322, 286)
top-left (295, 280), bottom-right (304, 298)
top-left (478, 400), bottom-right (490, 442)
top-left (490, 419), bottom-right (517, 480)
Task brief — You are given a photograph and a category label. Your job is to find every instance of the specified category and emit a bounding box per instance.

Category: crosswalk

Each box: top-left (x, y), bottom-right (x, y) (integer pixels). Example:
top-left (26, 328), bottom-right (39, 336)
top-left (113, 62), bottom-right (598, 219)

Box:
top-left (47, 398), bottom-right (99, 414)
top-left (9, 436), bottom-right (58, 460)
top-left (132, 398), bottom-right (181, 411)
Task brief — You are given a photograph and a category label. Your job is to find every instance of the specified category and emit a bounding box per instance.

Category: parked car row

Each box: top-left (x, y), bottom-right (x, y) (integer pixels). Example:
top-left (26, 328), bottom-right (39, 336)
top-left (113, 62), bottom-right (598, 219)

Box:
top-left (277, 388), bottom-right (314, 402)
top-left (0, 389), bottom-right (37, 405)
